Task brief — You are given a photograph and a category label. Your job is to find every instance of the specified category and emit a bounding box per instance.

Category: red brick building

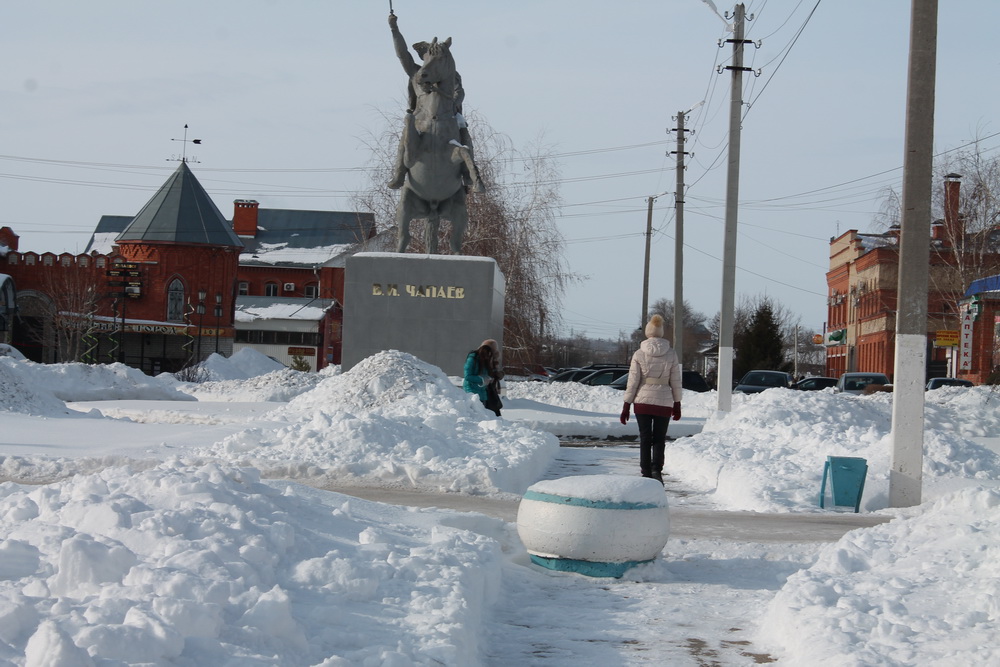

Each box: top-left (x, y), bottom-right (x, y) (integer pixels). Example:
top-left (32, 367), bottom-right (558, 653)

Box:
top-left (0, 162), bottom-right (385, 372)
top-left (825, 174), bottom-right (1000, 383)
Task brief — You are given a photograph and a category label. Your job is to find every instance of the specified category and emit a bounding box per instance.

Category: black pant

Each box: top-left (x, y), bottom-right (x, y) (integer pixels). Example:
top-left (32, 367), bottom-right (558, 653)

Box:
top-left (636, 413), bottom-right (669, 478)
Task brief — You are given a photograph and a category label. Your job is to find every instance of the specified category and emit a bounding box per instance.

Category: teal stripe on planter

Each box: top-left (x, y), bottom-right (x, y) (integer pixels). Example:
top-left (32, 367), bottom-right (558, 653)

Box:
top-left (522, 490), bottom-right (662, 511)
top-left (528, 554), bottom-right (648, 578)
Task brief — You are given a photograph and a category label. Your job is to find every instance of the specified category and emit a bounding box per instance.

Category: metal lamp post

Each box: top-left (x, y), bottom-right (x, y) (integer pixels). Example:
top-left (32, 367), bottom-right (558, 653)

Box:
top-left (214, 293), bottom-right (222, 354)
top-left (196, 290), bottom-right (207, 361)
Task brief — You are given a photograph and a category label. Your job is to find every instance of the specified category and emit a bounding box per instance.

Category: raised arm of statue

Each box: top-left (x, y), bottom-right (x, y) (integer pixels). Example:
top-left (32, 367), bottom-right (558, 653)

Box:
top-left (389, 13), bottom-right (419, 76)
top-left (454, 71), bottom-right (466, 114)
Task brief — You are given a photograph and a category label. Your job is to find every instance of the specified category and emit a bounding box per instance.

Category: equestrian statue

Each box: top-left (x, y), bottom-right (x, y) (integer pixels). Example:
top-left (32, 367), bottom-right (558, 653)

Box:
top-left (388, 12), bottom-right (483, 254)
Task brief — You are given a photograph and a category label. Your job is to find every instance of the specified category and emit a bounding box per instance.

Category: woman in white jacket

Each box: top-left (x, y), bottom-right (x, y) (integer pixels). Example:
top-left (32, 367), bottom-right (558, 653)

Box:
top-left (620, 314), bottom-right (682, 483)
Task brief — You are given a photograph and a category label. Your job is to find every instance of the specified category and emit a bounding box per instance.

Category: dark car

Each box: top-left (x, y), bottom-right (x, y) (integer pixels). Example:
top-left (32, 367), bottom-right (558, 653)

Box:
top-left (926, 377), bottom-right (974, 390)
top-left (792, 376), bottom-right (838, 391)
top-left (609, 370), bottom-right (711, 393)
top-left (734, 370), bottom-right (794, 394)
top-left (578, 367), bottom-right (630, 386)
top-left (548, 368), bottom-right (593, 383)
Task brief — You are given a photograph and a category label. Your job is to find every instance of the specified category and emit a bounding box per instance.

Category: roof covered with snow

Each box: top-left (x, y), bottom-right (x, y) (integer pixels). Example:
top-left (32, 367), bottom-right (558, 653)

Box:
top-left (235, 296), bottom-right (335, 323)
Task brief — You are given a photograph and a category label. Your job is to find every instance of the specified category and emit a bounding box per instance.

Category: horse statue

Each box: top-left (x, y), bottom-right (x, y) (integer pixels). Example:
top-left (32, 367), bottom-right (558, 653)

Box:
top-left (388, 14), bottom-right (483, 254)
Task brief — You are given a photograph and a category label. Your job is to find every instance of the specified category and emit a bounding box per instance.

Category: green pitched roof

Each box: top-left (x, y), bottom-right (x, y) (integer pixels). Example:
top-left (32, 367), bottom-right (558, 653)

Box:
top-left (117, 162), bottom-right (243, 248)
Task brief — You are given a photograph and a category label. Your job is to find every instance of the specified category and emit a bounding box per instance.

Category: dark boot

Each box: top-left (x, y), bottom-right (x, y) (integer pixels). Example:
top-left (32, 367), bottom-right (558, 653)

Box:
top-left (652, 471), bottom-right (663, 484)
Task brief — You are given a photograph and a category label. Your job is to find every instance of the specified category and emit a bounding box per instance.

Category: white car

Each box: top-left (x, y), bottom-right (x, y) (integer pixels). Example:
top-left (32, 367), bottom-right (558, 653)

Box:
top-left (835, 372), bottom-right (890, 395)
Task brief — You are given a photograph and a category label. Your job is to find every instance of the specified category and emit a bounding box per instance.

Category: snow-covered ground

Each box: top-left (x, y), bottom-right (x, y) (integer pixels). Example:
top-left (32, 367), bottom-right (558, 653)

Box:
top-left (1, 344), bottom-right (998, 665)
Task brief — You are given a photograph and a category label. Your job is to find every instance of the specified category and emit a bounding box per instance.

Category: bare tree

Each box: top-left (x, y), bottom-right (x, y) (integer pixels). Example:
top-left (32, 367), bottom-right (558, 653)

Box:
top-left (355, 108), bottom-right (577, 368)
top-left (40, 268), bottom-right (102, 363)
top-left (874, 138), bottom-right (1000, 304)
top-left (631, 297), bottom-right (710, 368)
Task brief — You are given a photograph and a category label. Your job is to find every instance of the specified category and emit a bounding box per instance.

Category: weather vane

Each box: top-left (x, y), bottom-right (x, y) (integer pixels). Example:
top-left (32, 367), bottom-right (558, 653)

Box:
top-left (168, 124), bottom-right (202, 163)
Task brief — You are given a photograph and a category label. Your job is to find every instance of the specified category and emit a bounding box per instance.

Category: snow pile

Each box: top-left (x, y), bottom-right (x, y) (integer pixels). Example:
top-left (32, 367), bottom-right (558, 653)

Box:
top-left (161, 349), bottom-right (325, 402)
top-left (2, 356), bottom-right (192, 403)
top-left (177, 369), bottom-right (328, 403)
top-left (667, 388), bottom-right (1000, 512)
top-left (0, 460), bottom-right (503, 665)
top-left (504, 380), bottom-right (717, 418)
top-left (761, 486), bottom-right (1000, 665)
top-left (0, 343), bottom-right (26, 360)
top-left (0, 358), bottom-right (73, 417)
top-left (199, 351), bottom-right (560, 494)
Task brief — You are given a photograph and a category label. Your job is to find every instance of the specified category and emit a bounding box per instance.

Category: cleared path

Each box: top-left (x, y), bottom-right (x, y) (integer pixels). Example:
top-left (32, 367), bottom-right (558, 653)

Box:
top-left (314, 440), bottom-right (890, 542)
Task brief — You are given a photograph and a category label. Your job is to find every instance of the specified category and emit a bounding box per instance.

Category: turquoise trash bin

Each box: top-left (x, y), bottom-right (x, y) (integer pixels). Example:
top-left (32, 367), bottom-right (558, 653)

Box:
top-left (819, 456), bottom-right (868, 513)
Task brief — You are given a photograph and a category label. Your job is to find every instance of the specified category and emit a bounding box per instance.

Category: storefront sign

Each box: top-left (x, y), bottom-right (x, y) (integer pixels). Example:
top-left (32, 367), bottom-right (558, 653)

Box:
top-left (935, 330), bottom-right (959, 347)
top-left (960, 311), bottom-right (974, 370)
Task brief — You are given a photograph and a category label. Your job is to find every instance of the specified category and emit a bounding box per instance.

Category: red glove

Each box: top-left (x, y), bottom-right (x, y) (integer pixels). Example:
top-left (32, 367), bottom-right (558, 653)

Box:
top-left (619, 402), bottom-right (630, 425)
top-left (672, 402), bottom-right (681, 421)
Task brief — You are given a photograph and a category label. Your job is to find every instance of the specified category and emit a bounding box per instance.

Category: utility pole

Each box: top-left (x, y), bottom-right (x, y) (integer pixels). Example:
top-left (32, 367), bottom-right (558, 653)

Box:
top-left (671, 110), bottom-right (693, 366)
top-left (641, 192), bottom-right (668, 330)
top-left (890, 0), bottom-right (938, 508)
top-left (641, 196), bottom-right (654, 329)
top-left (717, 4), bottom-right (753, 412)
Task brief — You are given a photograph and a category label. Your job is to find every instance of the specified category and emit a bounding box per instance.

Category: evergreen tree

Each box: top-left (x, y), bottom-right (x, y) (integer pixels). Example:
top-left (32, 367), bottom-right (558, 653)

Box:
top-left (734, 297), bottom-right (788, 379)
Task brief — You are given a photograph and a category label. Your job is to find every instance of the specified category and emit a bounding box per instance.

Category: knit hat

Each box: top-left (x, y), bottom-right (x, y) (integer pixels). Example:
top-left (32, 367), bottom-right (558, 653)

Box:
top-left (644, 314), bottom-right (664, 338)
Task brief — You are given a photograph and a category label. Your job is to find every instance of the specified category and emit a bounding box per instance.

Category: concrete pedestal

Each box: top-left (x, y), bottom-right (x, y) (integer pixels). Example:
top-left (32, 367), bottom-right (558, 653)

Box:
top-left (342, 253), bottom-right (505, 376)
top-left (517, 474), bottom-right (670, 578)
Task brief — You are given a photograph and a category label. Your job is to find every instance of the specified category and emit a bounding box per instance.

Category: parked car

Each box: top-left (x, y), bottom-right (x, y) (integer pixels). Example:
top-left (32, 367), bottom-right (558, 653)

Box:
top-left (578, 367), bottom-right (630, 386)
top-left (609, 370), bottom-right (711, 393)
top-left (733, 370), bottom-right (794, 394)
top-left (548, 368), bottom-right (592, 383)
top-left (835, 372), bottom-right (891, 395)
top-left (792, 376), bottom-right (838, 391)
top-left (926, 377), bottom-right (974, 390)
top-left (681, 370), bottom-right (711, 392)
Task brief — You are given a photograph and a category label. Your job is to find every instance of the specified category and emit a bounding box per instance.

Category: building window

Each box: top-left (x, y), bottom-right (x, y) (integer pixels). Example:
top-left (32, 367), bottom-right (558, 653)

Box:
top-left (43, 256), bottom-right (53, 266)
top-left (96, 257), bottom-right (106, 268)
top-left (25, 255), bottom-right (35, 266)
top-left (264, 282), bottom-right (279, 297)
top-left (167, 279), bottom-right (185, 322)
top-left (238, 282), bottom-right (249, 296)
top-left (304, 283), bottom-right (318, 298)
top-left (79, 256), bottom-right (89, 267)
top-left (61, 256), bottom-right (72, 267)
top-left (7, 254), bottom-right (16, 265)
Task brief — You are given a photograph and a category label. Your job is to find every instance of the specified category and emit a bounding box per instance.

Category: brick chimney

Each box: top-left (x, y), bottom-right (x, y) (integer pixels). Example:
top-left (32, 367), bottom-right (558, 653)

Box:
top-left (944, 173), bottom-right (962, 244)
top-left (233, 199), bottom-right (260, 237)
top-left (0, 226), bottom-right (19, 251)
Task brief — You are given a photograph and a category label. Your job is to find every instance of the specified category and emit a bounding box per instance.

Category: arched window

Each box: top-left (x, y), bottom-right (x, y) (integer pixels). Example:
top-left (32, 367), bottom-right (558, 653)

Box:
top-left (264, 282), bottom-right (279, 297)
top-left (167, 279), bottom-right (185, 322)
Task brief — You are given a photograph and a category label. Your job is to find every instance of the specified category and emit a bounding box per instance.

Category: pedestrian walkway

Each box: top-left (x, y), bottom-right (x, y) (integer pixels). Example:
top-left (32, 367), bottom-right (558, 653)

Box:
top-left (315, 439), bottom-right (890, 542)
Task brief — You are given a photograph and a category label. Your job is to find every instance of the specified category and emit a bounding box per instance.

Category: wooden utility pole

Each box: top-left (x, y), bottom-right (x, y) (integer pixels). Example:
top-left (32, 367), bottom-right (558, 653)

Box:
top-left (890, 0), bottom-right (938, 508)
top-left (641, 196), bottom-right (654, 329)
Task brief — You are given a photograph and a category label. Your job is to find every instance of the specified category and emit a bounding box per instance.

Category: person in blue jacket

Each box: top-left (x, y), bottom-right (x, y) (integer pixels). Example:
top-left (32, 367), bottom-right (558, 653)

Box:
top-left (463, 339), bottom-right (503, 416)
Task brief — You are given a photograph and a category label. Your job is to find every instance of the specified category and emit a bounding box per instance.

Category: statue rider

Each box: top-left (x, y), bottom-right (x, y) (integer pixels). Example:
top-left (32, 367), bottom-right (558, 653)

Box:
top-left (387, 12), bottom-right (482, 192)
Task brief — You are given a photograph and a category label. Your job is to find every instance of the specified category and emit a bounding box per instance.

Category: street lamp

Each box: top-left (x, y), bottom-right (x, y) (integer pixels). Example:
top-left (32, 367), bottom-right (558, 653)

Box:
top-left (196, 290), bottom-right (207, 361)
top-left (214, 293), bottom-right (222, 354)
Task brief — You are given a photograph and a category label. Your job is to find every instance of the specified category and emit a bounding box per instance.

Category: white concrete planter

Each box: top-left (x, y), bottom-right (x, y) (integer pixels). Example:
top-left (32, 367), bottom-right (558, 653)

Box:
top-left (516, 474), bottom-right (670, 577)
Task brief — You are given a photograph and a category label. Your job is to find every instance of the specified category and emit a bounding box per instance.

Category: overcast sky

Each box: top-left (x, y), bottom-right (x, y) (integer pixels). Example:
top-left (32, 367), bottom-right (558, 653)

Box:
top-left (3, 1), bottom-right (999, 340)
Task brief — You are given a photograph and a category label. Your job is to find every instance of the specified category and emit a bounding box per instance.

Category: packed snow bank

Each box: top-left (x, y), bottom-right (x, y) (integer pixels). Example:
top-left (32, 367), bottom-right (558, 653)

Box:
top-left (0, 358), bottom-right (77, 417)
top-left (665, 388), bottom-right (1000, 513)
top-left (159, 349), bottom-right (325, 402)
top-left (174, 368), bottom-right (328, 402)
top-left (198, 351), bottom-right (560, 494)
top-left (0, 460), bottom-right (503, 665)
top-left (1, 356), bottom-right (191, 405)
top-left (760, 486), bottom-right (1000, 666)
